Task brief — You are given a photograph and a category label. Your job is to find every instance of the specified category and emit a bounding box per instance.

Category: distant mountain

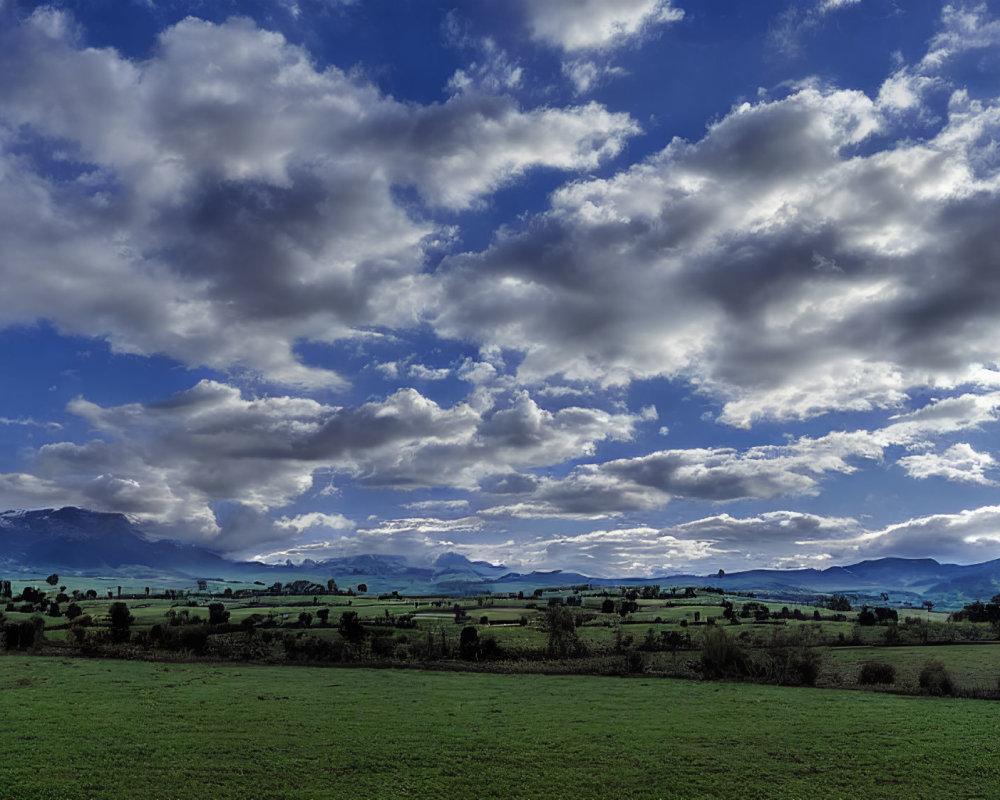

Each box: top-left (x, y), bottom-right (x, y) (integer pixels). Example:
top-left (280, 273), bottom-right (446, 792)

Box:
top-left (0, 507), bottom-right (233, 577)
top-left (1, 507), bottom-right (999, 607)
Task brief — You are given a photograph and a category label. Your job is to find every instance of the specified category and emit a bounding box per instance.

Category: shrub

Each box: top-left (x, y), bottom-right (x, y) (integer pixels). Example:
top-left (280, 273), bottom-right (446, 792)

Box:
top-left (857, 661), bottom-right (896, 685)
top-left (918, 658), bottom-right (955, 696)
top-left (459, 626), bottom-right (479, 660)
top-left (786, 648), bottom-right (822, 686)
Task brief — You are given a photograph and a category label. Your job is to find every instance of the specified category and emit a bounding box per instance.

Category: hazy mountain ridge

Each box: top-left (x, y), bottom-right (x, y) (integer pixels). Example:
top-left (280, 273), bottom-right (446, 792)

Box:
top-left (1, 508), bottom-right (998, 607)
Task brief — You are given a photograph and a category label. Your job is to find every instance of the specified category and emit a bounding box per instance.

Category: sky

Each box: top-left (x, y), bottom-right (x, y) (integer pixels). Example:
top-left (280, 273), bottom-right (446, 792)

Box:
top-left (2, 0), bottom-right (1000, 576)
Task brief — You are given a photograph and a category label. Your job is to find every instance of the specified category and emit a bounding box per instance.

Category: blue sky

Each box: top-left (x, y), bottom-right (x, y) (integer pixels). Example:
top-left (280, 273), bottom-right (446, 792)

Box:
top-left (2, 0), bottom-right (1000, 575)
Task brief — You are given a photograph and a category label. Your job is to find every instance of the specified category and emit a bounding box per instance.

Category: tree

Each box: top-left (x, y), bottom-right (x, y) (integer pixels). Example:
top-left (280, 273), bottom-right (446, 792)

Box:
top-left (699, 626), bottom-right (747, 680)
top-left (316, 608), bottom-right (330, 624)
top-left (298, 612), bottom-right (313, 627)
top-left (857, 607), bottom-right (877, 626)
top-left (46, 573), bottom-right (59, 586)
top-left (545, 605), bottom-right (585, 658)
top-left (826, 593), bottom-right (852, 612)
top-left (717, 569), bottom-right (725, 579)
top-left (601, 598), bottom-right (615, 614)
top-left (208, 603), bottom-right (230, 626)
top-left (357, 583), bottom-right (368, 594)
top-left (108, 602), bottom-right (134, 643)
top-left (327, 579), bottom-right (338, 593)
top-left (338, 611), bottom-right (365, 643)
top-left (66, 603), bottom-right (83, 620)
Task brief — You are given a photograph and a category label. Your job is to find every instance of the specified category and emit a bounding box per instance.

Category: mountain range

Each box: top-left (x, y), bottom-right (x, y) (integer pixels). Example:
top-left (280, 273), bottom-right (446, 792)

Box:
top-left (1, 507), bottom-right (998, 608)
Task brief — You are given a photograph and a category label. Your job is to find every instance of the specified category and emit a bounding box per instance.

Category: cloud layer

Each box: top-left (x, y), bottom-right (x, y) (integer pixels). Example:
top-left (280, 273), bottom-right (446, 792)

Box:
top-left (2, 2), bottom-right (1000, 573)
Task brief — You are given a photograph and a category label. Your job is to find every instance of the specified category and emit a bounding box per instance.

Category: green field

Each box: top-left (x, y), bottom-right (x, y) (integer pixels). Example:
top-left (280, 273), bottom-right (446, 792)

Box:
top-left (2, 655), bottom-right (1000, 800)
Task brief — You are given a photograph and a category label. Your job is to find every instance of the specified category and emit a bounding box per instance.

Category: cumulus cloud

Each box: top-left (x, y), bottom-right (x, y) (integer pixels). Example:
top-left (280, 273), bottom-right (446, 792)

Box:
top-left (0, 380), bottom-right (641, 544)
top-left (435, 25), bottom-right (1000, 425)
top-left (897, 442), bottom-right (996, 484)
top-left (808, 505), bottom-right (1000, 564)
top-left (521, 0), bottom-right (683, 53)
top-left (482, 430), bottom-right (882, 518)
top-left (275, 511), bottom-right (356, 532)
top-left (818, 0), bottom-right (861, 12)
top-left (0, 11), bottom-right (637, 386)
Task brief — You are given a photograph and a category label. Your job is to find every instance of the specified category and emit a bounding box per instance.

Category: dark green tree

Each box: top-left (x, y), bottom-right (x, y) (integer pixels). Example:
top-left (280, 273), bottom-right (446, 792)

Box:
top-left (545, 605), bottom-right (585, 658)
top-left (208, 603), bottom-right (230, 626)
top-left (108, 602), bottom-right (134, 643)
top-left (338, 611), bottom-right (365, 643)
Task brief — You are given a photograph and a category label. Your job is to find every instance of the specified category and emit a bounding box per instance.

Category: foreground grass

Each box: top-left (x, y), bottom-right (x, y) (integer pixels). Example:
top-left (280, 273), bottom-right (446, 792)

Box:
top-left (2, 655), bottom-right (1000, 799)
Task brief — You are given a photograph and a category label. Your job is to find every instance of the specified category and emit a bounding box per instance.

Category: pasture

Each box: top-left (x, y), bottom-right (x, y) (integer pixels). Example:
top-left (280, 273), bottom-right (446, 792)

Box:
top-left (2, 655), bottom-right (999, 799)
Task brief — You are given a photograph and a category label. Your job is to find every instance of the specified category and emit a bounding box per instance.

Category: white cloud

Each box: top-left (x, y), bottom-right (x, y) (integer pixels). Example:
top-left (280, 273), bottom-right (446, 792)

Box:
top-left (0, 12), bottom-right (637, 386)
top-left (0, 380), bottom-right (641, 546)
top-left (275, 512), bottom-right (356, 532)
top-left (922, 2), bottom-right (1000, 70)
top-left (436, 35), bottom-right (1000, 424)
top-left (562, 59), bottom-right (626, 95)
top-left (818, 0), bottom-right (861, 13)
top-left (522, 0), bottom-right (683, 53)
top-left (447, 36), bottom-right (523, 94)
top-left (482, 429), bottom-right (883, 517)
top-left (897, 442), bottom-right (996, 484)
top-left (810, 505), bottom-right (1000, 564)
top-left (408, 364), bottom-right (452, 381)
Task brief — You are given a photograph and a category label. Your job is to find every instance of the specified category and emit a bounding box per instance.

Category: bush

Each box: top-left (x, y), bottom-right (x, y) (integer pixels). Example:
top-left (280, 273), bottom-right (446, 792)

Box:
top-left (918, 658), bottom-right (954, 696)
top-left (857, 661), bottom-right (896, 685)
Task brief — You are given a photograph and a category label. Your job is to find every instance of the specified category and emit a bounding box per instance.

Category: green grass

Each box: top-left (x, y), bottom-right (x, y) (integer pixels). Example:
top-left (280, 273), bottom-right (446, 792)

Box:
top-left (822, 643), bottom-right (1000, 691)
top-left (3, 655), bottom-right (1000, 799)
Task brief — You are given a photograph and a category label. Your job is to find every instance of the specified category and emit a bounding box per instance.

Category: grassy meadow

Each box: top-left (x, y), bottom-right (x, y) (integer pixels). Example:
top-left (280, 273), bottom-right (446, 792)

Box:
top-left (3, 654), bottom-right (1000, 800)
